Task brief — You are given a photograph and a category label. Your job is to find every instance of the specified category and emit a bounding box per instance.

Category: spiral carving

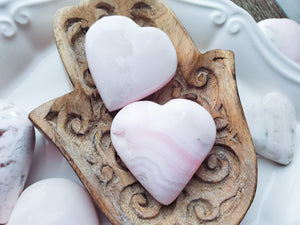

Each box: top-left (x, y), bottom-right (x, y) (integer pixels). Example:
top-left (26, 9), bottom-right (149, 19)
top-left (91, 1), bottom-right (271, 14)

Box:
top-left (65, 113), bottom-right (88, 136)
top-left (120, 183), bottom-right (162, 220)
top-left (97, 165), bottom-right (114, 185)
top-left (197, 153), bottom-right (230, 183)
top-left (29, 0), bottom-right (257, 224)
top-left (71, 117), bottom-right (83, 134)
top-left (131, 193), bottom-right (161, 219)
top-left (195, 145), bottom-right (239, 184)
top-left (187, 199), bottom-right (219, 222)
top-left (93, 126), bottom-right (112, 156)
top-left (189, 67), bottom-right (210, 88)
top-left (185, 145), bottom-right (242, 223)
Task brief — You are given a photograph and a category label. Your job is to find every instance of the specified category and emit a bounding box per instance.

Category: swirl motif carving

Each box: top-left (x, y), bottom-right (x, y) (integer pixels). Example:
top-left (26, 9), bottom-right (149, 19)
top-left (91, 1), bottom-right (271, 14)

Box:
top-left (33, 0), bottom-right (257, 224)
top-left (187, 198), bottom-right (219, 222)
top-left (120, 183), bottom-right (163, 220)
top-left (197, 152), bottom-right (230, 183)
top-left (131, 193), bottom-right (161, 219)
top-left (98, 165), bottom-right (114, 185)
top-left (94, 126), bottom-right (112, 155)
top-left (195, 145), bottom-right (240, 183)
top-left (65, 113), bottom-right (88, 136)
top-left (148, 65), bottom-right (218, 113)
top-left (189, 67), bottom-right (211, 88)
top-left (184, 145), bottom-right (242, 222)
top-left (0, 0), bottom-right (60, 38)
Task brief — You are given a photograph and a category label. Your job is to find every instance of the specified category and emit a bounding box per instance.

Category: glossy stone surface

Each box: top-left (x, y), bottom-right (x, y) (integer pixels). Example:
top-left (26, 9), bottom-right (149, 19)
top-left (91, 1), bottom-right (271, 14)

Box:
top-left (7, 178), bottom-right (100, 225)
top-left (111, 99), bottom-right (216, 205)
top-left (85, 15), bottom-right (177, 111)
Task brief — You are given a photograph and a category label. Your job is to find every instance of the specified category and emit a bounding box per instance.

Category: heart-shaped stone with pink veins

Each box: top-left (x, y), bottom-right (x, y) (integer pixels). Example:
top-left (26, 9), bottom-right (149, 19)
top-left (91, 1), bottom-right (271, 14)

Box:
top-left (85, 15), bottom-right (177, 112)
top-left (111, 99), bottom-right (216, 205)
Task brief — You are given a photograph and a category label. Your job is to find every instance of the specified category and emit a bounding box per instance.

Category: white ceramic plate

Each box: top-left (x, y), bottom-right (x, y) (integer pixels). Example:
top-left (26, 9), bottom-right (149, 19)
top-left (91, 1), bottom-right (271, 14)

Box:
top-left (1, 0), bottom-right (300, 224)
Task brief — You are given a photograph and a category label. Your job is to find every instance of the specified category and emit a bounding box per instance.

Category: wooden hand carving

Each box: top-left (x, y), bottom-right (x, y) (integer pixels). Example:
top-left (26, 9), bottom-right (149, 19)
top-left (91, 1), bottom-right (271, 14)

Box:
top-left (29, 0), bottom-right (257, 224)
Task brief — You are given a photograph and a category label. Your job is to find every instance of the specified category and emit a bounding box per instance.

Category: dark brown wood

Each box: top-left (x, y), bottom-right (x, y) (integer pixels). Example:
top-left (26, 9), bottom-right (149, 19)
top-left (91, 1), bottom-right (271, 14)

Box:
top-left (231, 0), bottom-right (287, 21)
top-left (29, 0), bottom-right (257, 224)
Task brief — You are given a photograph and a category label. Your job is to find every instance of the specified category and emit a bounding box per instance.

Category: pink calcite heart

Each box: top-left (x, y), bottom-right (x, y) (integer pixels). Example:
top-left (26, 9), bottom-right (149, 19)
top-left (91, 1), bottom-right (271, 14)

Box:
top-left (111, 99), bottom-right (216, 205)
top-left (85, 15), bottom-right (177, 111)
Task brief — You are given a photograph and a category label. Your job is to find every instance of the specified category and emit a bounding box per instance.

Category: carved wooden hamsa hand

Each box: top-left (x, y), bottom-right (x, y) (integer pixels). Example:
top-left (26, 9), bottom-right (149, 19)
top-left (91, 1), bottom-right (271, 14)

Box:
top-left (29, 0), bottom-right (257, 224)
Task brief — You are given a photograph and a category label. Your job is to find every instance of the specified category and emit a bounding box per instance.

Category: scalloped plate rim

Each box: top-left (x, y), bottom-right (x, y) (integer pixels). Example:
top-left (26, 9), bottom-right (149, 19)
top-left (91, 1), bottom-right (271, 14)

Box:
top-left (1, 0), bottom-right (300, 225)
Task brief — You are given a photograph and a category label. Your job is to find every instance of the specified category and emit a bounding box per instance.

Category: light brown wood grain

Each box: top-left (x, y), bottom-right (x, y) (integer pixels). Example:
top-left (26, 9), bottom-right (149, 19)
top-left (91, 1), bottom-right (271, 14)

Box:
top-left (29, 0), bottom-right (257, 224)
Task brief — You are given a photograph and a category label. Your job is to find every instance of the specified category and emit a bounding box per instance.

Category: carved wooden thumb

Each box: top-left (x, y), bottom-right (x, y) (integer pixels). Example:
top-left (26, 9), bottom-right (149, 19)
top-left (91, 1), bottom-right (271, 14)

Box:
top-left (29, 0), bottom-right (257, 224)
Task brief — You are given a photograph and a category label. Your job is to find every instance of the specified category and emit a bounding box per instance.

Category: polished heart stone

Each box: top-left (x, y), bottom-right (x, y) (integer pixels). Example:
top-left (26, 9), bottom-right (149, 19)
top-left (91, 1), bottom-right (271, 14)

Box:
top-left (111, 99), bottom-right (216, 205)
top-left (0, 99), bottom-right (35, 224)
top-left (85, 15), bottom-right (177, 111)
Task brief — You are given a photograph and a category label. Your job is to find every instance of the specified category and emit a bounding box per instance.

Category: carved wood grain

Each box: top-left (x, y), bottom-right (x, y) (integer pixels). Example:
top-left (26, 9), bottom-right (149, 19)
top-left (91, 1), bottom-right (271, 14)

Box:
top-left (29, 0), bottom-right (257, 224)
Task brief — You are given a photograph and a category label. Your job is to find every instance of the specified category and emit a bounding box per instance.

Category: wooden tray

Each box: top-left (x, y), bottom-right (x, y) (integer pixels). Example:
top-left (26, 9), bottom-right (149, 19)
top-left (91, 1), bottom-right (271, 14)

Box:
top-left (29, 0), bottom-right (257, 224)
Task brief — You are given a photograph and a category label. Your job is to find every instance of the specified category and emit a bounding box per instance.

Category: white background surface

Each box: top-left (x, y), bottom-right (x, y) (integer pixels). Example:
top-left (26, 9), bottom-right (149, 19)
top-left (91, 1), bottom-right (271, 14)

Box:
top-left (1, 0), bottom-right (300, 224)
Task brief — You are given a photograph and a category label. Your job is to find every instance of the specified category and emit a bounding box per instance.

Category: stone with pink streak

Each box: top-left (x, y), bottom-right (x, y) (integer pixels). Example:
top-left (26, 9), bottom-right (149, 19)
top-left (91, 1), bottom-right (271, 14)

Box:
top-left (111, 99), bottom-right (216, 205)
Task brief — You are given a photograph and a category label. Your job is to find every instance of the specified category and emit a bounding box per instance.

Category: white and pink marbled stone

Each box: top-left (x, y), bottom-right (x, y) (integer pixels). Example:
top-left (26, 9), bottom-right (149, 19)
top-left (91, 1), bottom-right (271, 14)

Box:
top-left (85, 15), bottom-right (177, 111)
top-left (244, 92), bottom-right (296, 165)
top-left (111, 99), bottom-right (216, 205)
top-left (0, 99), bottom-right (35, 224)
top-left (258, 18), bottom-right (300, 65)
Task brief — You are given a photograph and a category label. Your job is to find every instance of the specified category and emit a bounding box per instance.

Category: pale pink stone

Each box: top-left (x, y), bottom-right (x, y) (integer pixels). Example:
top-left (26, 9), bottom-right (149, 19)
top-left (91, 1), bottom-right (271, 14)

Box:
top-left (7, 179), bottom-right (100, 225)
top-left (111, 99), bottom-right (216, 205)
top-left (85, 15), bottom-right (177, 111)
top-left (258, 18), bottom-right (300, 65)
